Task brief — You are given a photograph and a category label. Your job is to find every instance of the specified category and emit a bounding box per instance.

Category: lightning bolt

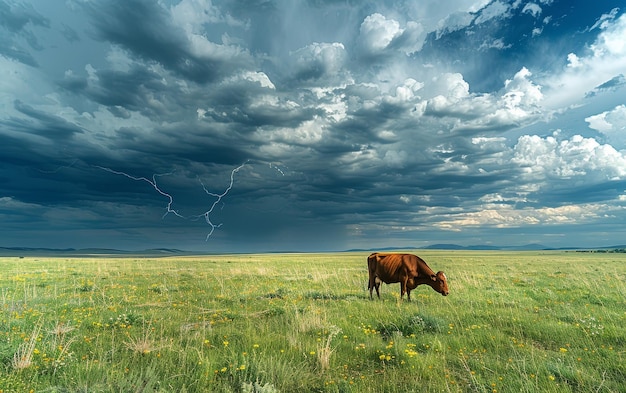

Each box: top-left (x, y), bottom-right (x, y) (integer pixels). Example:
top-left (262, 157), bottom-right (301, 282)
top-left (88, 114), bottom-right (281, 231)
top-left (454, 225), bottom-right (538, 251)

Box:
top-left (95, 166), bottom-right (184, 219)
top-left (196, 162), bottom-right (247, 240)
top-left (38, 159), bottom-right (79, 174)
top-left (269, 162), bottom-right (285, 176)
top-left (97, 162), bottom-right (246, 240)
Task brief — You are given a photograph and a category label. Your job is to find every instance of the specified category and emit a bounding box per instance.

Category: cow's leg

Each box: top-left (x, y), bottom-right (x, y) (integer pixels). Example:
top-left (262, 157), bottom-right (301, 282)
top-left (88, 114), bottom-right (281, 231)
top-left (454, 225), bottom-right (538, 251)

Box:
top-left (406, 289), bottom-right (411, 302)
top-left (400, 277), bottom-right (407, 300)
top-left (369, 275), bottom-right (381, 299)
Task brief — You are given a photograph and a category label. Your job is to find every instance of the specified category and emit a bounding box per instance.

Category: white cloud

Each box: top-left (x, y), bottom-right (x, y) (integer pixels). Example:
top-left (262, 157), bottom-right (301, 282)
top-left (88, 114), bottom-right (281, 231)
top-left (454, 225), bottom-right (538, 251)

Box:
top-left (359, 13), bottom-right (402, 54)
top-left (474, 1), bottom-right (511, 25)
top-left (503, 67), bottom-right (542, 107)
top-left (291, 42), bottom-right (348, 82)
top-left (383, 149), bottom-right (409, 168)
top-left (425, 68), bottom-right (544, 131)
top-left (0, 57), bottom-right (54, 112)
top-left (543, 14), bottom-right (626, 108)
top-left (472, 136), bottom-right (507, 147)
top-left (171, 0), bottom-right (220, 29)
top-left (168, 0), bottom-right (251, 67)
top-left (512, 134), bottom-right (626, 180)
top-left (357, 13), bottom-right (425, 55)
top-left (586, 104), bottom-right (626, 149)
top-left (586, 104), bottom-right (626, 131)
top-left (566, 53), bottom-right (581, 68)
top-left (430, 73), bottom-right (470, 100)
top-left (186, 32), bottom-right (249, 62)
top-left (384, 78), bottom-right (424, 104)
top-left (479, 193), bottom-right (527, 203)
top-left (521, 3), bottom-right (542, 18)
top-left (590, 14), bottom-right (626, 57)
top-left (257, 116), bottom-right (326, 146)
top-left (170, 0), bottom-right (243, 30)
top-left (394, 21), bottom-right (426, 54)
top-left (311, 87), bottom-right (349, 122)
top-left (435, 208), bottom-right (533, 230)
top-left (434, 0), bottom-right (513, 37)
top-left (466, 0), bottom-right (493, 12)
top-left (241, 71), bottom-right (275, 89)
top-left (377, 130), bottom-right (398, 141)
top-left (589, 7), bottom-right (620, 31)
top-left (436, 12), bottom-right (475, 37)
top-left (426, 73), bottom-right (491, 121)
top-left (434, 203), bottom-right (610, 230)
top-left (478, 38), bottom-right (511, 51)
top-left (0, 196), bottom-right (42, 210)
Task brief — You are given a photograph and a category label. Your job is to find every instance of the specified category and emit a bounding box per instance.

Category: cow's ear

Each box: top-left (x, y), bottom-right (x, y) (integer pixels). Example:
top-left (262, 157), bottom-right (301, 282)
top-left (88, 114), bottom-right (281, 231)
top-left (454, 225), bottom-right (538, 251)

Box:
top-left (430, 274), bottom-right (437, 281)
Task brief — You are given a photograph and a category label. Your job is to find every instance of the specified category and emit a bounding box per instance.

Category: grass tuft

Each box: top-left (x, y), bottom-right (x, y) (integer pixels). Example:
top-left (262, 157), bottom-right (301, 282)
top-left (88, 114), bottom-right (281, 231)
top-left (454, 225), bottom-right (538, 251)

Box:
top-left (12, 320), bottom-right (42, 370)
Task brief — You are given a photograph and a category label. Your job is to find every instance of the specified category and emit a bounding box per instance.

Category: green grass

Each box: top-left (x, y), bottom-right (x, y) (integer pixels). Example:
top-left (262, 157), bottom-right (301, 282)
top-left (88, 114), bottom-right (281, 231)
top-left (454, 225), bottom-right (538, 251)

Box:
top-left (1, 251), bottom-right (625, 392)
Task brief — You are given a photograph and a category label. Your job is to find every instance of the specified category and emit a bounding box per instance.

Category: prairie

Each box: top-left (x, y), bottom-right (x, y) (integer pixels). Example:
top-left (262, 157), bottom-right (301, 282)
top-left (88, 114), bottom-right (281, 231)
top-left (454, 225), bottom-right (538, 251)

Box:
top-left (1, 251), bottom-right (625, 392)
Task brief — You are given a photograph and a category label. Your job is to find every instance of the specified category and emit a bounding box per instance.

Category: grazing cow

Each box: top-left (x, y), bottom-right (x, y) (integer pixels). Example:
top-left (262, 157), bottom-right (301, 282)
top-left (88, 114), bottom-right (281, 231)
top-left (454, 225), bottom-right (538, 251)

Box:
top-left (367, 253), bottom-right (449, 301)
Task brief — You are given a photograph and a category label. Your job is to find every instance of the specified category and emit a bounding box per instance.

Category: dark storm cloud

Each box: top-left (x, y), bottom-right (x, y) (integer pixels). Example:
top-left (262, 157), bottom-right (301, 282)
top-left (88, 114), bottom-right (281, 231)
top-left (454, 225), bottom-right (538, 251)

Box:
top-left (200, 80), bottom-right (321, 130)
top-left (0, 0), bottom-right (49, 66)
top-left (115, 129), bottom-right (251, 167)
top-left (11, 100), bottom-right (84, 138)
top-left (0, 133), bottom-right (49, 183)
top-left (84, 0), bottom-right (253, 84)
top-left (60, 23), bottom-right (80, 43)
top-left (58, 65), bottom-right (172, 118)
top-left (224, 0), bottom-right (364, 56)
top-left (0, 40), bottom-right (38, 66)
top-left (0, 1), bottom-right (48, 32)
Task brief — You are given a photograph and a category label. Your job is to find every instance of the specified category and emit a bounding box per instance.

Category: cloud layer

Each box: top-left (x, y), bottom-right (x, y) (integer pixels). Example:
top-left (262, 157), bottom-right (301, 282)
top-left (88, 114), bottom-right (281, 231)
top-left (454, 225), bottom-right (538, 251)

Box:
top-left (1, 0), bottom-right (626, 251)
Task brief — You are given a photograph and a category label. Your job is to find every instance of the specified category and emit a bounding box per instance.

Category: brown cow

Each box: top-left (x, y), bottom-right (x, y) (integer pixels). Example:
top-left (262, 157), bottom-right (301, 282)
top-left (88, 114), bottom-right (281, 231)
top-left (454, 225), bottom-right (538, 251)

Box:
top-left (367, 252), bottom-right (449, 301)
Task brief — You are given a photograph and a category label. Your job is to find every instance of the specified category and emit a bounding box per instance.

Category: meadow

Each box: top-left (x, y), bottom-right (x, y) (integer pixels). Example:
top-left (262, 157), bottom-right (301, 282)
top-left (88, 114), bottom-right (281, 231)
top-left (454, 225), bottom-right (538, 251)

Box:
top-left (1, 250), bottom-right (625, 392)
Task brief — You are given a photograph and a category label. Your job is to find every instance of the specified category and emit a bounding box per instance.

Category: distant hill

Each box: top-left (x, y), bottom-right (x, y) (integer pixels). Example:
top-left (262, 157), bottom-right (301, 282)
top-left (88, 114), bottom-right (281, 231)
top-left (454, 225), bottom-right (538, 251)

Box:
top-left (419, 243), bottom-right (550, 250)
top-left (421, 243), bottom-right (466, 250)
top-left (420, 244), bottom-right (626, 251)
top-left (3, 244), bottom-right (626, 257)
top-left (0, 247), bottom-right (188, 257)
top-left (345, 246), bottom-right (419, 252)
top-left (346, 243), bottom-right (551, 252)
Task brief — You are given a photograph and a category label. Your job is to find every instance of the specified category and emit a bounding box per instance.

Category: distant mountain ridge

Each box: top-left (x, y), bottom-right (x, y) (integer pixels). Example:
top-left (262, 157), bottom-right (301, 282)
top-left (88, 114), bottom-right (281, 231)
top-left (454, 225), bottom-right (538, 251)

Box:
top-left (3, 244), bottom-right (626, 256)
top-left (421, 243), bottom-right (549, 251)
top-left (348, 243), bottom-right (549, 251)
top-left (0, 247), bottom-right (187, 257)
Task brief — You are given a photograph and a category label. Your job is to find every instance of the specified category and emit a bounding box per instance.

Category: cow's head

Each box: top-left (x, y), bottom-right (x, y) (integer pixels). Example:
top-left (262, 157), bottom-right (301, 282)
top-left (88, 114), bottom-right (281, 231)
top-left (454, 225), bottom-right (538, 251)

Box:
top-left (431, 271), bottom-right (449, 296)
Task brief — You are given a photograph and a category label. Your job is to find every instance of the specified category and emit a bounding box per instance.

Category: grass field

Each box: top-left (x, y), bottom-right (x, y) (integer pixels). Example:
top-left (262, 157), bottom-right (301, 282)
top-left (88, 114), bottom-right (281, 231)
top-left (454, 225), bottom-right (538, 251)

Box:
top-left (1, 251), bottom-right (625, 392)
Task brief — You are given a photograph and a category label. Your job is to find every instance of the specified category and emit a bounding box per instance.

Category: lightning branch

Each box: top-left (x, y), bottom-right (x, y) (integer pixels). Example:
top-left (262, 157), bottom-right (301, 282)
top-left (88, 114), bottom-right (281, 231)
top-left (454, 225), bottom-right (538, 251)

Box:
top-left (97, 163), bottom-right (246, 240)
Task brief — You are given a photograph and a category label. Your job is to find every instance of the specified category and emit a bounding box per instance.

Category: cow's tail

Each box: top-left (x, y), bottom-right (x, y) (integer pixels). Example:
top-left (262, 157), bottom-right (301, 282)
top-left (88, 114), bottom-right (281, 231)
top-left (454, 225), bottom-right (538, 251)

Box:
top-left (366, 253), bottom-right (377, 290)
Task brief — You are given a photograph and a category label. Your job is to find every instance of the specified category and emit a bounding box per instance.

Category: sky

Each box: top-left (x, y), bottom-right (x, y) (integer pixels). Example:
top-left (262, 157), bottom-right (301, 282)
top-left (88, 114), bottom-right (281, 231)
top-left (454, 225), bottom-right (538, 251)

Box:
top-left (1, 0), bottom-right (626, 252)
